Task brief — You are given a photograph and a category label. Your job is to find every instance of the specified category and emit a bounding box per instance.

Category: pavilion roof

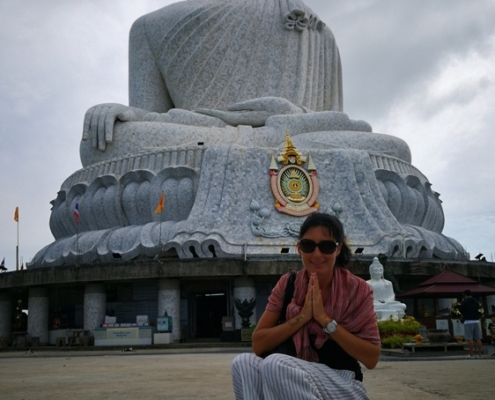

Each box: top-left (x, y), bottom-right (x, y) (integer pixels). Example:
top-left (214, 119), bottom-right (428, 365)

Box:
top-left (397, 269), bottom-right (495, 298)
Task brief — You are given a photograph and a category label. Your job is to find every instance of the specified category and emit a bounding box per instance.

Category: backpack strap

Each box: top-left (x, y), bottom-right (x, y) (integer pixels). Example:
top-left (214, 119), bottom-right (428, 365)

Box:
top-left (279, 270), bottom-right (296, 323)
top-left (260, 270), bottom-right (298, 358)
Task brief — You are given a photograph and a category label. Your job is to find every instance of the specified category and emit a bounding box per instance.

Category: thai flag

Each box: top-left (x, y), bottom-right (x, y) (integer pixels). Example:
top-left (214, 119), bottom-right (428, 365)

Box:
top-left (74, 202), bottom-right (80, 225)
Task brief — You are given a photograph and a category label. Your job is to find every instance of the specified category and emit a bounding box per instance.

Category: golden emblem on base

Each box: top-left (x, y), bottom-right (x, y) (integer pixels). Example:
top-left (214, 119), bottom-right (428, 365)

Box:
top-left (269, 132), bottom-right (319, 216)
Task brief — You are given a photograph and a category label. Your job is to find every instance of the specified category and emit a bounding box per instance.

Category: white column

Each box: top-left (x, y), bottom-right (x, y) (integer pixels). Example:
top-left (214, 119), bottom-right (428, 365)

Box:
top-left (233, 277), bottom-right (256, 330)
top-left (158, 279), bottom-right (181, 342)
top-left (84, 283), bottom-right (106, 335)
top-left (0, 293), bottom-right (12, 346)
top-left (28, 287), bottom-right (49, 345)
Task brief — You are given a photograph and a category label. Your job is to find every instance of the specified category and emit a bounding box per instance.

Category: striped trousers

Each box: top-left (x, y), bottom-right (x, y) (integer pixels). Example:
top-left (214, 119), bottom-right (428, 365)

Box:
top-left (231, 353), bottom-right (369, 400)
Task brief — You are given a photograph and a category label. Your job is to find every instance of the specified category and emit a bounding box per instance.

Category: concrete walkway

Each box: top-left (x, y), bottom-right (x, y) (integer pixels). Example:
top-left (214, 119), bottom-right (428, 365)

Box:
top-left (0, 348), bottom-right (493, 399)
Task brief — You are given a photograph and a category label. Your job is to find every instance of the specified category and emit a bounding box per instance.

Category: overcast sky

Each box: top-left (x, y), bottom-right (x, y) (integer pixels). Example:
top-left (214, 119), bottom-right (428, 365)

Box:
top-left (1, 0), bottom-right (495, 270)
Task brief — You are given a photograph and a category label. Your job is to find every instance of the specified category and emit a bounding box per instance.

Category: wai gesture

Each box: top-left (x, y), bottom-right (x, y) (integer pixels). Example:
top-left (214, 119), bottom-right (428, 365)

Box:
top-left (300, 273), bottom-right (333, 327)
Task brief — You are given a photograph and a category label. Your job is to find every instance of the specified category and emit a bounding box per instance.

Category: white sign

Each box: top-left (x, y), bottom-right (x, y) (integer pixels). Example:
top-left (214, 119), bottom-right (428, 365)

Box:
top-left (436, 319), bottom-right (449, 330)
top-left (452, 320), bottom-right (465, 337)
top-left (106, 328), bottom-right (138, 339)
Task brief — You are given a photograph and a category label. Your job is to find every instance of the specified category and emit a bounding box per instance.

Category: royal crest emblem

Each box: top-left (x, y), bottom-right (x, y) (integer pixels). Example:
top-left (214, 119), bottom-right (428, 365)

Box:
top-left (269, 132), bottom-right (319, 216)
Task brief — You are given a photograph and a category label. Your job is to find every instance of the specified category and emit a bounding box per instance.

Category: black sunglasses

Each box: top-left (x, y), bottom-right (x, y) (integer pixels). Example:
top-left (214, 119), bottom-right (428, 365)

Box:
top-left (299, 239), bottom-right (340, 254)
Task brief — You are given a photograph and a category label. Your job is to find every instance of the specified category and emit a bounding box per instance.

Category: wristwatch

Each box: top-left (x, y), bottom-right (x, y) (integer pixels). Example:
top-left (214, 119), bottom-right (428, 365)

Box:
top-left (323, 319), bottom-right (338, 334)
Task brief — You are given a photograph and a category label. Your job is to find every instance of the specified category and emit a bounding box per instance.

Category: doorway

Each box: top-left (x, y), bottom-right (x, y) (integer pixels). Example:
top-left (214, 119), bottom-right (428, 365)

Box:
top-left (194, 292), bottom-right (227, 338)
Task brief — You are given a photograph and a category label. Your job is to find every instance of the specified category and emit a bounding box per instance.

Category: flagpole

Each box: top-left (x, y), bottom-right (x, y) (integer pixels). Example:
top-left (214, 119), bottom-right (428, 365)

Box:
top-left (154, 191), bottom-right (165, 256)
top-left (16, 209), bottom-right (19, 271)
top-left (159, 193), bottom-right (163, 253)
top-left (76, 222), bottom-right (79, 267)
top-left (74, 202), bottom-right (80, 267)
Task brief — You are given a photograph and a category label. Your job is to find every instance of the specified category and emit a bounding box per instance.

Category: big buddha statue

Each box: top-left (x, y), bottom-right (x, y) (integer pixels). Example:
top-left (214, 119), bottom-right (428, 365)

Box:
top-left (30, 0), bottom-right (467, 267)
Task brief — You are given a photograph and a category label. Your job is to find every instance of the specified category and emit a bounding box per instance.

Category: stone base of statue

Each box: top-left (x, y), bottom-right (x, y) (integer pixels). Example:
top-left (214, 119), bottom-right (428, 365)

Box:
top-left (375, 309), bottom-right (406, 321)
top-left (30, 120), bottom-right (467, 267)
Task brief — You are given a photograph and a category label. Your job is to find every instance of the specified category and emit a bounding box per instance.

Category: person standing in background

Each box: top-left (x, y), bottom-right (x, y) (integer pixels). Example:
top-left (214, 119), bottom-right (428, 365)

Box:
top-left (459, 290), bottom-right (483, 358)
top-left (487, 313), bottom-right (495, 356)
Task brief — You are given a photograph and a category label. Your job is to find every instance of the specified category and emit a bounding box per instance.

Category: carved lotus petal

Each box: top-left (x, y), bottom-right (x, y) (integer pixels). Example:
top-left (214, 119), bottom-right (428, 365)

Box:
top-left (332, 201), bottom-right (343, 213)
top-left (259, 207), bottom-right (271, 218)
top-left (249, 199), bottom-right (260, 211)
top-left (252, 216), bottom-right (263, 226)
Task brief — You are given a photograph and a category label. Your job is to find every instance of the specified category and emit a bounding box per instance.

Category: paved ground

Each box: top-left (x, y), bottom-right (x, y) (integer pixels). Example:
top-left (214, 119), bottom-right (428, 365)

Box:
top-left (0, 348), bottom-right (493, 400)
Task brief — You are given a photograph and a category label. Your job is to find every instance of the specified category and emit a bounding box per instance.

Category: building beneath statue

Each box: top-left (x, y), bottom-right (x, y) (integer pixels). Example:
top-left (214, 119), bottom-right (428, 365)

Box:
top-left (1, 257), bottom-right (495, 348)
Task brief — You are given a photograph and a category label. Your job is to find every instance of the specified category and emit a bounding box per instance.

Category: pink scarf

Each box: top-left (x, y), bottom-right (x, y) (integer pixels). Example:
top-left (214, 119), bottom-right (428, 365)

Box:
top-left (286, 268), bottom-right (379, 362)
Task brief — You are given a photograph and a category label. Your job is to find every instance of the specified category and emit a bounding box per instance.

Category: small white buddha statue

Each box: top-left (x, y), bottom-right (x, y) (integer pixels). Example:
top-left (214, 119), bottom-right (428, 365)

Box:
top-left (366, 257), bottom-right (406, 320)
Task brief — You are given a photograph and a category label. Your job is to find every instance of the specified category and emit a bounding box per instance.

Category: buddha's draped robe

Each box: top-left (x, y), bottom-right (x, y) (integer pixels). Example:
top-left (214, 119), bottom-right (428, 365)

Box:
top-left (129, 0), bottom-right (343, 113)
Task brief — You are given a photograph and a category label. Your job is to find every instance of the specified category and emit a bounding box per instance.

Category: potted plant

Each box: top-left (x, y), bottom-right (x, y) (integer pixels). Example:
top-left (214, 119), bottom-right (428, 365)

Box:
top-left (414, 334), bottom-right (422, 345)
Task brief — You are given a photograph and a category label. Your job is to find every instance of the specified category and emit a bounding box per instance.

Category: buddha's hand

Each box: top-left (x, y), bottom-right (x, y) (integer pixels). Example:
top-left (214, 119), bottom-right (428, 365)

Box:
top-left (194, 97), bottom-right (305, 127)
top-left (144, 109), bottom-right (228, 127)
top-left (82, 103), bottom-right (148, 151)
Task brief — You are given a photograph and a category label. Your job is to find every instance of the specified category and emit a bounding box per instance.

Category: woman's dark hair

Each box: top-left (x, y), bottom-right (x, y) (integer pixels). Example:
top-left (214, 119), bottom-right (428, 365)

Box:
top-left (299, 213), bottom-right (351, 267)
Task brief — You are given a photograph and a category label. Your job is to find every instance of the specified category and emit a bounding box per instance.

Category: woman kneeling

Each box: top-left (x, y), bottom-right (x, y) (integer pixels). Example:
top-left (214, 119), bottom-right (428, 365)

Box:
top-left (231, 213), bottom-right (381, 399)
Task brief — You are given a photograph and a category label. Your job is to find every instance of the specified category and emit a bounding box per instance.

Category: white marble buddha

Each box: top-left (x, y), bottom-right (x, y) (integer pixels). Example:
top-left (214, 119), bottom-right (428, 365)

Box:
top-left (366, 257), bottom-right (406, 320)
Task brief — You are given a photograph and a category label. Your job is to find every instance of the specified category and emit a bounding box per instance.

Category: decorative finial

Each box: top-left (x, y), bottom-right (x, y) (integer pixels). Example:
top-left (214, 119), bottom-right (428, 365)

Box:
top-left (307, 152), bottom-right (316, 171)
top-left (277, 131), bottom-right (306, 165)
top-left (269, 153), bottom-right (278, 171)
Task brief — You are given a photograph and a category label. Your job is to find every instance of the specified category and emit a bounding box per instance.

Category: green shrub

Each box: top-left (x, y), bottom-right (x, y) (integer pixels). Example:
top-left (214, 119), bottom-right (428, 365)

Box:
top-left (378, 316), bottom-right (421, 336)
top-left (378, 316), bottom-right (421, 348)
top-left (381, 334), bottom-right (415, 349)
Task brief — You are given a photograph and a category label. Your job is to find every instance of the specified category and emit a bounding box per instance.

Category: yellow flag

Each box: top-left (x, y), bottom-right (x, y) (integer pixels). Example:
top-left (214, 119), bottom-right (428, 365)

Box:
top-left (14, 207), bottom-right (19, 222)
top-left (154, 192), bottom-right (165, 214)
